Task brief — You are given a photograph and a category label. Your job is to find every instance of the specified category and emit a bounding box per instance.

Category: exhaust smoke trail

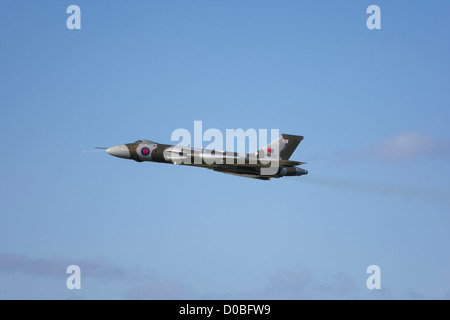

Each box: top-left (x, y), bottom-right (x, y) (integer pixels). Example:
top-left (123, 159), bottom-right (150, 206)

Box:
top-left (304, 177), bottom-right (450, 205)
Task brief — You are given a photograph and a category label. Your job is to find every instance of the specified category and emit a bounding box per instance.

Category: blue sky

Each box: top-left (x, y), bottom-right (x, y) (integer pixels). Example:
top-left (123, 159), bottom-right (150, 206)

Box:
top-left (0, 1), bottom-right (449, 299)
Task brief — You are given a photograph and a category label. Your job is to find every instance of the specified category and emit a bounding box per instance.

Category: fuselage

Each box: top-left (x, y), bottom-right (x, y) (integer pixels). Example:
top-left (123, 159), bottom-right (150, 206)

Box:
top-left (106, 139), bottom-right (308, 180)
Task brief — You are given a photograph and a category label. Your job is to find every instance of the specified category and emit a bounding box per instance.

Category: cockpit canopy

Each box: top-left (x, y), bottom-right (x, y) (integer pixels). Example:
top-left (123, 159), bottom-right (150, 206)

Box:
top-left (134, 139), bottom-right (155, 145)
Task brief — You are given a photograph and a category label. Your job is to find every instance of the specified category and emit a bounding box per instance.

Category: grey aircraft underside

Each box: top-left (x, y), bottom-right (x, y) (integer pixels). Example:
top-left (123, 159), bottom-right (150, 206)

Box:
top-left (102, 134), bottom-right (308, 180)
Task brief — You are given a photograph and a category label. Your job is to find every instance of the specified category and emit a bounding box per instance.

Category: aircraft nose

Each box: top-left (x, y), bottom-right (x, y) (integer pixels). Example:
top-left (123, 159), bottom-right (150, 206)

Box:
top-left (106, 145), bottom-right (130, 159)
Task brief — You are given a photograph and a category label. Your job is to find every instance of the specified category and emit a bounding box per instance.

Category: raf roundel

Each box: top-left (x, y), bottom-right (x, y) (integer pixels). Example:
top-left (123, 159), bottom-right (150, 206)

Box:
top-left (141, 147), bottom-right (150, 156)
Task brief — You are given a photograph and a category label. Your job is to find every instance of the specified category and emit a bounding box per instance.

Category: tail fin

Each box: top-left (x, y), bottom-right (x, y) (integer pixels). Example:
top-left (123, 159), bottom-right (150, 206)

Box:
top-left (258, 134), bottom-right (304, 160)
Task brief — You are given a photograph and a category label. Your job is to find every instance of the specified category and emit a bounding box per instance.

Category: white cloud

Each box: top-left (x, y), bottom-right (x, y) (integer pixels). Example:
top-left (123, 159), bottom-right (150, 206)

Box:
top-left (372, 132), bottom-right (437, 161)
top-left (198, 267), bottom-right (393, 300)
top-left (0, 252), bottom-right (127, 279)
top-left (0, 252), bottom-right (191, 299)
top-left (125, 280), bottom-right (192, 300)
top-left (1, 253), bottom-right (439, 299)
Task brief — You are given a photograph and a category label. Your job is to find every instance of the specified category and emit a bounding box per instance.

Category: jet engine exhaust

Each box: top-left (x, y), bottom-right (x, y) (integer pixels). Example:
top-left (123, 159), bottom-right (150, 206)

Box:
top-left (279, 166), bottom-right (308, 176)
